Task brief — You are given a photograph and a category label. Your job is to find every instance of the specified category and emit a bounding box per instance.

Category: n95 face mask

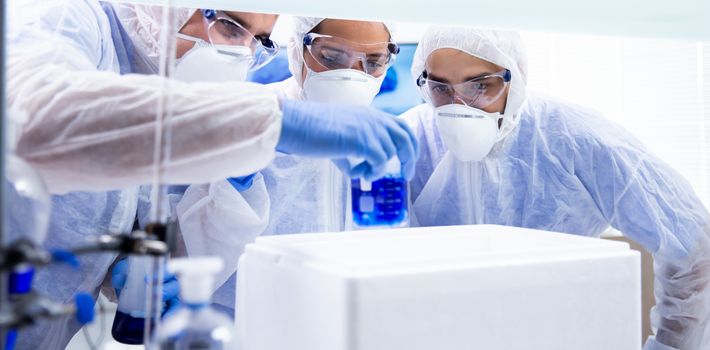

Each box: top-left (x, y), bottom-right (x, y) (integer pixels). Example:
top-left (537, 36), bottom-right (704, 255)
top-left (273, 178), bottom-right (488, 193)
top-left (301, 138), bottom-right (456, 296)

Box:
top-left (174, 34), bottom-right (252, 83)
top-left (435, 104), bottom-right (502, 162)
top-left (302, 68), bottom-right (384, 106)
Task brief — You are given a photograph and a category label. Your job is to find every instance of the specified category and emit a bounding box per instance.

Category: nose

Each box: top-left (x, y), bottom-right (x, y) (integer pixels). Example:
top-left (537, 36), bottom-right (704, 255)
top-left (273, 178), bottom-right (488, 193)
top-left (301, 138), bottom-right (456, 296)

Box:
top-left (452, 89), bottom-right (468, 106)
top-left (350, 58), bottom-right (366, 73)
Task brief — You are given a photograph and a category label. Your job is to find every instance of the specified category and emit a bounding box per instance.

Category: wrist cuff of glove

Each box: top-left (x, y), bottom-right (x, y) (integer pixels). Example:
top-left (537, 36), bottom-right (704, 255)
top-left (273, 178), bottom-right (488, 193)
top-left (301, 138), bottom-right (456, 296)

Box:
top-left (228, 174), bottom-right (256, 192)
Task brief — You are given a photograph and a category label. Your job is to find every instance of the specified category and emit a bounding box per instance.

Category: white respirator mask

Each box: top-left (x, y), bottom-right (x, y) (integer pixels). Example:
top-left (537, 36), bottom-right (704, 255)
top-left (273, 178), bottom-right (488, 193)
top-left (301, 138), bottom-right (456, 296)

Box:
top-left (434, 104), bottom-right (503, 162)
top-left (174, 33), bottom-right (253, 83)
top-left (302, 67), bottom-right (384, 106)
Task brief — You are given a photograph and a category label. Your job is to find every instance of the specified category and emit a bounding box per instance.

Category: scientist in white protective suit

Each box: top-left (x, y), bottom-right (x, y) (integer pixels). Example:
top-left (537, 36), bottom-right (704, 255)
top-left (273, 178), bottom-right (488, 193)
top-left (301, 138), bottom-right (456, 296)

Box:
top-left (171, 16), bottom-right (404, 315)
top-left (4, 2), bottom-right (418, 349)
top-left (7, 0), bottom-right (419, 194)
top-left (402, 26), bottom-right (710, 350)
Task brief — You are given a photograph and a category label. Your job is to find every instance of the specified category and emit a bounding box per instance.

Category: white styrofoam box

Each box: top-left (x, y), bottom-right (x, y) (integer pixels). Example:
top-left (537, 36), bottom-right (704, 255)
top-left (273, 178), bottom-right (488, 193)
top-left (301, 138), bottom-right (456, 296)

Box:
top-left (237, 224), bottom-right (641, 350)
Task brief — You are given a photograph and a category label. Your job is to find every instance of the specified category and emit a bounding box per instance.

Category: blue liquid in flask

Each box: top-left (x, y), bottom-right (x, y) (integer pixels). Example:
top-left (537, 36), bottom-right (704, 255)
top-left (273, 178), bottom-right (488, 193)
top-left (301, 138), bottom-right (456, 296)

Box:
top-left (112, 311), bottom-right (155, 344)
top-left (111, 256), bottom-right (156, 345)
top-left (351, 176), bottom-right (408, 227)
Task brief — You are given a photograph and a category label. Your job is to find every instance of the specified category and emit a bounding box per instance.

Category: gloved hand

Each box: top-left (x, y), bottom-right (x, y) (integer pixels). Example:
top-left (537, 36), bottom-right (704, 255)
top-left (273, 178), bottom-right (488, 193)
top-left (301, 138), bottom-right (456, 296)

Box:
top-left (111, 258), bottom-right (180, 317)
top-left (278, 99), bottom-right (420, 181)
top-left (228, 174), bottom-right (256, 192)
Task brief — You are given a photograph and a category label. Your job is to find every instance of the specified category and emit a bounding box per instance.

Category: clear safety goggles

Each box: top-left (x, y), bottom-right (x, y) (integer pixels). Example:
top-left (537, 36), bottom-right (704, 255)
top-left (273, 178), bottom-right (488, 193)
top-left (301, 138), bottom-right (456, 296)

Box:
top-left (303, 33), bottom-right (400, 77)
top-left (201, 9), bottom-right (279, 70)
top-left (416, 69), bottom-right (512, 109)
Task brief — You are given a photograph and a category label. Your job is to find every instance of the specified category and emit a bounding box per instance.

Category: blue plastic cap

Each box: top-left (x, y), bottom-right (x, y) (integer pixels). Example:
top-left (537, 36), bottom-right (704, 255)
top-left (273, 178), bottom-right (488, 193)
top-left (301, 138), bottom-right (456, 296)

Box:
top-left (5, 329), bottom-right (17, 350)
top-left (74, 292), bottom-right (95, 325)
top-left (8, 268), bottom-right (34, 294)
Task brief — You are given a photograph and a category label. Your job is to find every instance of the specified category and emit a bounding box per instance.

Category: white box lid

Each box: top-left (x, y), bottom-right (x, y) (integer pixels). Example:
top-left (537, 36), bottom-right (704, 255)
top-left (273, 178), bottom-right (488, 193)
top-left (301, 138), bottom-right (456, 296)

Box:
top-left (246, 225), bottom-right (631, 275)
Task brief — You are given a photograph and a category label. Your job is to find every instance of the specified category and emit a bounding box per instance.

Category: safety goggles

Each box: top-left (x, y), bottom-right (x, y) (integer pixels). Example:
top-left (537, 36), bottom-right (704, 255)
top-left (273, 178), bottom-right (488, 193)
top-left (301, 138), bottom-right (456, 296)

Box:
top-left (201, 9), bottom-right (279, 70)
top-left (303, 33), bottom-right (399, 77)
top-left (416, 69), bottom-right (512, 109)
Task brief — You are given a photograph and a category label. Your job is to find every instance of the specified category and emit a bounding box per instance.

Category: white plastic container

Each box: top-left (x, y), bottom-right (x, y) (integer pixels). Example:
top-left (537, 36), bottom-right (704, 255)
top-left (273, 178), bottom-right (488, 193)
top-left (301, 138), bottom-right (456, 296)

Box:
top-left (154, 257), bottom-right (236, 349)
top-left (237, 225), bottom-right (641, 350)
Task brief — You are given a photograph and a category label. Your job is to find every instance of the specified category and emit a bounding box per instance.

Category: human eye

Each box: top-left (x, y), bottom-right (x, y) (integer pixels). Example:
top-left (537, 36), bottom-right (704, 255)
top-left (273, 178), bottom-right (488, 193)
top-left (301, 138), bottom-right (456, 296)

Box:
top-left (366, 59), bottom-right (385, 70)
top-left (431, 84), bottom-right (452, 95)
top-left (318, 47), bottom-right (347, 65)
top-left (471, 82), bottom-right (488, 91)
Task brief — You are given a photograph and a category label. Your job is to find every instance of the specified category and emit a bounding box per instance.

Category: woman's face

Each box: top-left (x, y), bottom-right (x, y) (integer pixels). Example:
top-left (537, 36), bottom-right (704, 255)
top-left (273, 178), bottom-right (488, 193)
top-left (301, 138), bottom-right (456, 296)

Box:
top-left (301, 19), bottom-right (391, 83)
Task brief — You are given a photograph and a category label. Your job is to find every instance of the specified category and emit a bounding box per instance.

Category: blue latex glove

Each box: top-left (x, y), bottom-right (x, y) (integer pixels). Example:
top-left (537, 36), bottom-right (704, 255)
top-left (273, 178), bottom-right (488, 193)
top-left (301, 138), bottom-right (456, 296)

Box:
top-left (278, 99), bottom-right (420, 181)
top-left (111, 258), bottom-right (181, 317)
top-left (227, 174), bottom-right (256, 192)
top-left (247, 51), bottom-right (292, 84)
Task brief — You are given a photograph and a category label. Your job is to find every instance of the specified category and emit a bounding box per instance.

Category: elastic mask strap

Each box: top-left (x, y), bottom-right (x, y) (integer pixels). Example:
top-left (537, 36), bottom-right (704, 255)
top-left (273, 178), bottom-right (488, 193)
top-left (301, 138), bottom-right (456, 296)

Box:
top-left (306, 67), bottom-right (378, 83)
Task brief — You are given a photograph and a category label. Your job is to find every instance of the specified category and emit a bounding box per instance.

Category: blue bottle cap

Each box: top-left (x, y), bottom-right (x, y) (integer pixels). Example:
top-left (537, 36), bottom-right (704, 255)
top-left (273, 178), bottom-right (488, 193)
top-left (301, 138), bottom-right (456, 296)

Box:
top-left (74, 292), bottom-right (95, 325)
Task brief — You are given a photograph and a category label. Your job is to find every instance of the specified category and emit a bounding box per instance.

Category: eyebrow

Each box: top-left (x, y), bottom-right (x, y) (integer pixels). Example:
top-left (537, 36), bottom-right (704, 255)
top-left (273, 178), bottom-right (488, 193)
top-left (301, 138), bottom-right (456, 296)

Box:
top-left (366, 52), bottom-right (387, 58)
top-left (225, 13), bottom-right (249, 29)
top-left (426, 73), bottom-right (450, 83)
top-left (227, 13), bottom-right (272, 38)
top-left (464, 72), bottom-right (495, 81)
top-left (319, 45), bottom-right (347, 53)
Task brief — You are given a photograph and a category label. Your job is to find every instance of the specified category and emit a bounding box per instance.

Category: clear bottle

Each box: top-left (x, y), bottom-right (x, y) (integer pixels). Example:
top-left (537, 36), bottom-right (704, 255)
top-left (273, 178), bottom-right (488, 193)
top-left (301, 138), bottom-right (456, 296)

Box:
top-left (112, 255), bottom-right (154, 344)
top-left (351, 157), bottom-right (408, 228)
top-left (154, 257), bottom-right (236, 350)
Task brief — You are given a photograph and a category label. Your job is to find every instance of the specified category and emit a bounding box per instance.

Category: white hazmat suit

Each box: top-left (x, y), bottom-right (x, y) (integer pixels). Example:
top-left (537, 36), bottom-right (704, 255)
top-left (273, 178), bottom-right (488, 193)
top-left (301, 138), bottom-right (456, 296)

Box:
top-left (403, 26), bottom-right (710, 350)
top-left (174, 16), bottom-right (396, 312)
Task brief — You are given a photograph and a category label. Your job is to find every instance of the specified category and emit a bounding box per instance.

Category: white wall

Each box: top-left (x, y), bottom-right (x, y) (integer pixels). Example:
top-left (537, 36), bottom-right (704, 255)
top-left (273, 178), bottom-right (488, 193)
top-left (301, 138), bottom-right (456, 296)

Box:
top-left (522, 31), bottom-right (710, 204)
